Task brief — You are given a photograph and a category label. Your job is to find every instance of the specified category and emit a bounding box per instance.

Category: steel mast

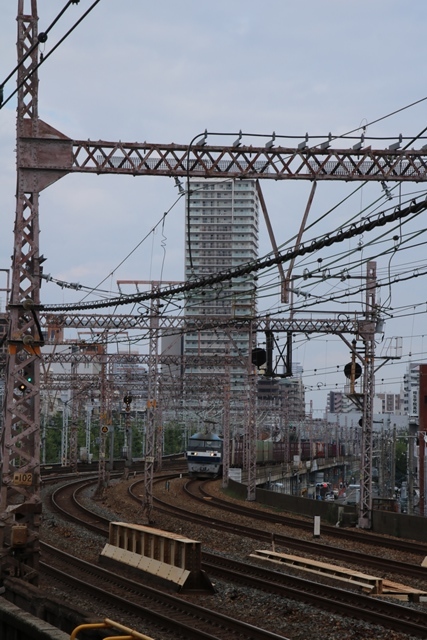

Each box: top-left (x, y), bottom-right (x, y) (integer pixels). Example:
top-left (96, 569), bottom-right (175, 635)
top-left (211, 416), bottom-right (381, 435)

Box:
top-left (0, 0), bottom-right (42, 584)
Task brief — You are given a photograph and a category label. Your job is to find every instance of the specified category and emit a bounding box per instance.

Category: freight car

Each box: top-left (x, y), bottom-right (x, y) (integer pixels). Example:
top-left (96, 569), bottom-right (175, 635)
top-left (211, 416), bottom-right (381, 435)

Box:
top-left (186, 432), bottom-right (223, 478)
top-left (231, 440), bottom-right (343, 466)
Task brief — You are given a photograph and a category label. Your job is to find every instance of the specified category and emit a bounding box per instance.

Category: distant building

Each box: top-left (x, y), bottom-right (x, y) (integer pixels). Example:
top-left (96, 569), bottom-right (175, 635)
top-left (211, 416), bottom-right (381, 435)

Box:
top-left (326, 391), bottom-right (353, 414)
top-left (183, 178), bottom-right (259, 417)
top-left (375, 392), bottom-right (402, 414)
top-left (403, 363), bottom-right (421, 417)
top-left (257, 373), bottom-right (305, 418)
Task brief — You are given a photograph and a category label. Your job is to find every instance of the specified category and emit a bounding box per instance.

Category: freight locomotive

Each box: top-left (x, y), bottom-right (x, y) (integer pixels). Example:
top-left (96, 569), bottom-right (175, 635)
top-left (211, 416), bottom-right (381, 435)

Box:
top-left (186, 432), bottom-right (223, 478)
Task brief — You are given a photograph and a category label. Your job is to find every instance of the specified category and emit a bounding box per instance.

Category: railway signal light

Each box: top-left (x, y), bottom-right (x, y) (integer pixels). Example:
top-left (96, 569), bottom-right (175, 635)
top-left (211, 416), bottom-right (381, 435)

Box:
top-left (344, 362), bottom-right (362, 380)
top-left (19, 367), bottom-right (33, 391)
top-left (124, 393), bottom-right (133, 413)
top-left (251, 347), bottom-right (267, 368)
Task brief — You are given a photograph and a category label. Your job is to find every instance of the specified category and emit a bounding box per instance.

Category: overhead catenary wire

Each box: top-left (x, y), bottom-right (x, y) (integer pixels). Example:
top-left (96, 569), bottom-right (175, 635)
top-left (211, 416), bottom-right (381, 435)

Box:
top-left (40, 194), bottom-right (427, 312)
top-left (0, 0), bottom-right (102, 110)
top-left (76, 192), bottom-right (185, 304)
top-left (285, 227), bottom-right (427, 314)
top-left (0, 0), bottom-right (82, 105)
top-left (3, 2), bottom-right (427, 404)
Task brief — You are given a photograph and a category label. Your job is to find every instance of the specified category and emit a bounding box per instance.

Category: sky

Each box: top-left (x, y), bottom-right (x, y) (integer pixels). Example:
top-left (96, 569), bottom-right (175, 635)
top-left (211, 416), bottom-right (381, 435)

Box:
top-left (1, 1), bottom-right (427, 415)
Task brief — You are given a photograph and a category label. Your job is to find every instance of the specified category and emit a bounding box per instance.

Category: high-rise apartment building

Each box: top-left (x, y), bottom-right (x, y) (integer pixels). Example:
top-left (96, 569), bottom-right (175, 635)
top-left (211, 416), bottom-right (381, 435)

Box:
top-left (183, 179), bottom-right (259, 420)
top-left (375, 392), bottom-right (402, 414)
top-left (403, 363), bottom-right (421, 417)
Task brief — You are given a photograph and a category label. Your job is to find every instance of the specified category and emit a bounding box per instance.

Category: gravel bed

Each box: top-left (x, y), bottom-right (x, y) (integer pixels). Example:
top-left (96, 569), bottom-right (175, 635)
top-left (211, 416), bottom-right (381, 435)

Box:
top-left (40, 476), bottom-right (425, 640)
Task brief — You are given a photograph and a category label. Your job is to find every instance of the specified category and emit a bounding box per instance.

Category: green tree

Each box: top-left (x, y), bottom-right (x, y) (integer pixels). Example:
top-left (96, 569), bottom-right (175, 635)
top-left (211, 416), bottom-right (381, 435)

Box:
top-left (163, 422), bottom-right (186, 454)
top-left (395, 436), bottom-right (408, 485)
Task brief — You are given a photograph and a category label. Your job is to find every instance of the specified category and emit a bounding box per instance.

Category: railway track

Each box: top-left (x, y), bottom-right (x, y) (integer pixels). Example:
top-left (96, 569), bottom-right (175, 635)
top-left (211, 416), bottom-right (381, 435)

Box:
top-left (40, 542), bottom-right (287, 640)
top-left (129, 477), bottom-right (427, 582)
top-left (46, 474), bottom-right (427, 638)
top-left (188, 478), bottom-right (427, 556)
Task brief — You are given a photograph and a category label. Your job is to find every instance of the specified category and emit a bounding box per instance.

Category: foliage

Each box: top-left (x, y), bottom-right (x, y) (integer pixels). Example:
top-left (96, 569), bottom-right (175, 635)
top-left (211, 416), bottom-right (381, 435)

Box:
top-left (395, 435), bottom-right (408, 484)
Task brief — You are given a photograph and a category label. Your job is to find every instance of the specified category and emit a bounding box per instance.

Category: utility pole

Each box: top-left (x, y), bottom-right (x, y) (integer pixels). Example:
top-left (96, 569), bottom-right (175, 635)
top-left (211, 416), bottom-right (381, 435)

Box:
top-left (358, 262), bottom-right (377, 529)
top-left (408, 419), bottom-right (418, 515)
top-left (418, 364), bottom-right (427, 517)
top-left (96, 339), bottom-right (110, 496)
top-left (155, 379), bottom-right (163, 472)
top-left (69, 345), bottom-right (79, 472)
top-left (246, 322), bottom-right (257, 501)
top-left (143, 292), bottom-right (160, 524)
top-left (222, 347), bottom-right (231, 489)
top-left (122, 392), bottom-right (133, 479)
top-left (0, 1), bottom-right (42, 584)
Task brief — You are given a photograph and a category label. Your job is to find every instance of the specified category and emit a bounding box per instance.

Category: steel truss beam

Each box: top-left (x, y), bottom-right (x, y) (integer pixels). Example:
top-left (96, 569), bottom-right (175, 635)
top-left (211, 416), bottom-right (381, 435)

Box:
top-left (21, 134), bottom-right (427, 182)
top-left (357, 262), bottom-right (377, 528)
top-left (39, 313), bottom-right (361, 334)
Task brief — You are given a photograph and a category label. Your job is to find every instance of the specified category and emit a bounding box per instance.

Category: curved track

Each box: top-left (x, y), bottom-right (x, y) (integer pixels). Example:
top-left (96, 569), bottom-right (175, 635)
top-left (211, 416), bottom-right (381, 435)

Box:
top-left (45, 475), bottom-right (289, 640)
top-left (135, 477), bottom-right (427, 582)
top-left (47, 475), bottom-right (427, 638)
top-left (41, 541), bottom-right (286, 640)
top-left (190, 479), bottom-right (427, 555)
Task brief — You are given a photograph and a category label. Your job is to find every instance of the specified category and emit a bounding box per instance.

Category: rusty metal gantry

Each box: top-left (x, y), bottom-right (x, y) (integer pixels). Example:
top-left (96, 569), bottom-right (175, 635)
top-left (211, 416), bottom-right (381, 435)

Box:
top-left (1, 0), bottom-right (425, 585)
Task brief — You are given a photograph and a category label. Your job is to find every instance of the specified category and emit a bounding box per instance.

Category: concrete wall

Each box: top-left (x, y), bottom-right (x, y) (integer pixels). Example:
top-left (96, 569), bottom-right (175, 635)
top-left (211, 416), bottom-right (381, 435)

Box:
top-left (372, 510), bottom-right (427, 542)
top-left (227, 479), bottom-right (356, 525)
top-left (0, 598), bottom-right (68, 640)
top-left (228, 479), bottom-right (427, 538)
top-left (3, 579), bottom-right (95, 640)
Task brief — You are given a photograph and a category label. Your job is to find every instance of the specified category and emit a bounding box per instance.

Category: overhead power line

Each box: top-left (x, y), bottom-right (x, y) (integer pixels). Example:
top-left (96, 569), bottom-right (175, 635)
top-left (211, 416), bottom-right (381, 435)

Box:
top-left (1, 0), bottom-right (101, 109)
top-left (40, 195), bottom-right (427, 313)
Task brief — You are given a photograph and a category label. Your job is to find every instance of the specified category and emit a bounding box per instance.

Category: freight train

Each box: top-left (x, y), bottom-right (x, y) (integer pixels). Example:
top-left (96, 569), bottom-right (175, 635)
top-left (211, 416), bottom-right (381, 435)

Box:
top-left (231, 439), bottom-right (344, 466)
top-left (187, 434), bottom-right (344, 478)
top-left (186, 432), bottom-right (223, 478)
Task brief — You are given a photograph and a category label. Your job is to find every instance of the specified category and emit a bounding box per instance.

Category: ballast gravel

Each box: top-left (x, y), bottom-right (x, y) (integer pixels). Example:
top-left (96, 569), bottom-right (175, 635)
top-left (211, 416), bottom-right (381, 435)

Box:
top-left (40, 476), bottom-right (425, 640)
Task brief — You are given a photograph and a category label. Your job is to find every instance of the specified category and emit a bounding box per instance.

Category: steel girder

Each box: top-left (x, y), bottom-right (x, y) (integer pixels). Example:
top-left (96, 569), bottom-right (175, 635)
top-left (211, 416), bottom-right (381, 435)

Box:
top-left (39, 312), bottom-right (361, 334)
top-left (20, 135), bottom-right (427, 182)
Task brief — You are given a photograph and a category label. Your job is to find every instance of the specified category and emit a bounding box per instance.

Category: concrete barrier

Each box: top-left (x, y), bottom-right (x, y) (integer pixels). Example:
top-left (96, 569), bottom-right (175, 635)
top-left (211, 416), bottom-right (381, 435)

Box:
top-left (100, 522), bottom-right (215, 592)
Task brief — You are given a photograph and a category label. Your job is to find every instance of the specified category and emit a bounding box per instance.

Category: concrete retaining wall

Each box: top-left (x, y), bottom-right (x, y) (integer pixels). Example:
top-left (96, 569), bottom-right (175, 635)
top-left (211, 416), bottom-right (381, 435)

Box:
top-left (228, 479), bottom-right (427, 539)
top-left (372, 510), bottom-right (427, 541)
top-left (228, 478), bottom-right (356, 525)
top-left (3, 578), bottom-right (95, 640)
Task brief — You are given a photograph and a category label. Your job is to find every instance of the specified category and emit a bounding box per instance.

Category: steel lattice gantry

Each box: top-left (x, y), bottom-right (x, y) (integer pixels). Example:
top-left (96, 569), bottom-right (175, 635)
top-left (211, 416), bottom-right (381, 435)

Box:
top-left (0, 1), bottom-right (42, 584)
top-left (2, 0), bottom-right (425, 585)
top-left (22, 135), bottom-right (427, 183)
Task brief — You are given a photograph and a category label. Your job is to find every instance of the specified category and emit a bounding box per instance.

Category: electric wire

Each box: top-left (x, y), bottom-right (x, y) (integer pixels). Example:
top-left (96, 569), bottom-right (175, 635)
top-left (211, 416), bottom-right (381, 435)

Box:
top-left (0, 0), bottom-right (81, 106)
top-left (76, 192), bottom-right (185, 304)
top-left (40, 194), bottom-right (427, 313)
top-left (1, 0), bottom-right (102, 110)
top-left (4, 10), bottom-right (427, 412)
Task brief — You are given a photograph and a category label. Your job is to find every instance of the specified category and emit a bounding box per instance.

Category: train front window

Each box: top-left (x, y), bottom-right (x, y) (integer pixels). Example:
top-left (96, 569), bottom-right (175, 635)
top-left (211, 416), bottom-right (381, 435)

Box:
top-left (188, 439), bottom-right (222, 452)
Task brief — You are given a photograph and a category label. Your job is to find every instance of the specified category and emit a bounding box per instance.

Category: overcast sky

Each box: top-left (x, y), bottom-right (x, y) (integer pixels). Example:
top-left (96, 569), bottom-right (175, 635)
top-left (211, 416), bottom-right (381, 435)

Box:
top-left (2, 1), bottom-right (427, 415)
